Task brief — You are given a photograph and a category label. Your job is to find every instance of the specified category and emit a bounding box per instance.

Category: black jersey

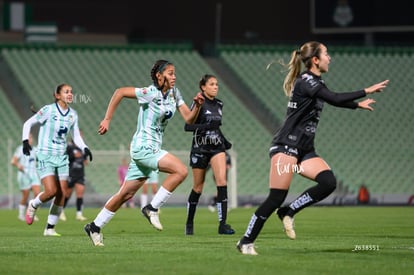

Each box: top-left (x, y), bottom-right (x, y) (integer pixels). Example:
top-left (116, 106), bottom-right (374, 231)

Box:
top-left (185, 95), bottom-right (228, 154)
top-left (67, 143), bottom-right (85, 178)
top-left (271, 71), bottom-right (366, 151)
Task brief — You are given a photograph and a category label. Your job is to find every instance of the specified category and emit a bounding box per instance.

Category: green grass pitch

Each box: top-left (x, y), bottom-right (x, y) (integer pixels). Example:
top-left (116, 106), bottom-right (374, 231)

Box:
top-left (0, 206), bottom-right (413, 274)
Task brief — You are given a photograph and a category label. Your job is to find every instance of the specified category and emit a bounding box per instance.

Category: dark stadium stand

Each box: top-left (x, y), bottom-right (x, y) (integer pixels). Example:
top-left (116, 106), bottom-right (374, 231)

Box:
top-left (1, 44), bottom-right (413, 206)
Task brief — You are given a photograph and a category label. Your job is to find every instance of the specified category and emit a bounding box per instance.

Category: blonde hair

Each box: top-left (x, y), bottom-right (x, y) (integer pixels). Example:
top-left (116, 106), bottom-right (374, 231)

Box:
top-left (281, 41), bottom-right (322, 97)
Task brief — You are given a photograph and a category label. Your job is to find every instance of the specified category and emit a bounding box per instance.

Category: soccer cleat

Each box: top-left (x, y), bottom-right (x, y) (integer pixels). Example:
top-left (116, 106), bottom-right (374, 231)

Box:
top-left (25, 200), bottom-right (37, 225)
top-left (236, 240), bottom-right (258, 256)
top-left (276, 206), bottom-right (289, 220)
top-left (276, 207), bottom-right (296, 240)
top-left (185, 224), bottom-right (194, 235)
top-left (59, 211), bottom-right (67, 221)
top-left (282, 216), bottom-right (296, 240)
top-left (141, 204), bottom-right (163, 231)
top-left (43, 228), bottom-right (62, 237)
top-left (218, 223), bottom-right (235, 235)
top-left (84, 223), bottom-right (104, 246)
top-left (76, 214), bottom-right (87, 221)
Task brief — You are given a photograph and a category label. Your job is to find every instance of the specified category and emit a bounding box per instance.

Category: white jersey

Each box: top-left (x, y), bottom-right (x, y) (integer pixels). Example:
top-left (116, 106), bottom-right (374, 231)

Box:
top-left (35, 103), bottom-right (79, 156)
top-left (131, 85), bottom-right (185, 151)
top-left (13, 144), bottom-right (37, 176)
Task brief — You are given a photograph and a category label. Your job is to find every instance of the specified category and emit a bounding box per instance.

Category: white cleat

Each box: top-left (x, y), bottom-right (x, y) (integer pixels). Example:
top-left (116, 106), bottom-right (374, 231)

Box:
top-left (59, 211), bottom-right (67, 221)
top-left (141, 205), bottom-right (163, 231)
top-left (43, 228), bottom-right (61, 237)
top-left (236, 241), bottom-right (258, 256)
top-left (282, 216), bottom-right (296, 240)
top-left (84, 223), bottom-right (104, 246)
top-left (76, 214), bottom-right (87, 221)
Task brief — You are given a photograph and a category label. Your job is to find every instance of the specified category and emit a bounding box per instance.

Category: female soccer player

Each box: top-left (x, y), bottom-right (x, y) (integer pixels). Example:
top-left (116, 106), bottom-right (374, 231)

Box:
top-left (84, 60), bottom-right (204, 246)
top-left (184, 74), bottom-right (235, 235)
top-left (22, 83), bottom-right (92, 236)
top-left (237, 41), bottom-right (389, 255)
top-left (10, 133), bottom-right (41, 222)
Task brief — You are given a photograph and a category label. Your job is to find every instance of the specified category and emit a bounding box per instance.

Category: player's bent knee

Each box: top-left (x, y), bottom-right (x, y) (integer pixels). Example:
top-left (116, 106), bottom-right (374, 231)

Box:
top-left (176, 165), bottom-right (188, 181)
top-left (316, 170), bottom-right (337, 193)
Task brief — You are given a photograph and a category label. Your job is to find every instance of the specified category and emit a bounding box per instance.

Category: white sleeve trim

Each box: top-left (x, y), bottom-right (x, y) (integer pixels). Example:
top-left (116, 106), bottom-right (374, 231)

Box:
top-left (22, 115), bottom-right (38, 141)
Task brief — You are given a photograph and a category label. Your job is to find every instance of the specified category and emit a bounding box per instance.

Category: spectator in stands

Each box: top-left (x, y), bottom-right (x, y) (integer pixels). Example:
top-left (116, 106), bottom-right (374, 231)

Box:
top-left (140, 172), bottom-right (159, 210)
top-left (236, 41), bottom-right (389, 255)
top-left (60, 131), bottom-right (89, 221)
top-left (357, 184), bottom-right (370, 204)
top-left (22, 83), bottom-right (92, 236)
top-left (184, 74), bottom-right (235, 235)
top-left (10, 133), bottom-right (41, 222)
top-left (84, 60), bottom-right (204, 246)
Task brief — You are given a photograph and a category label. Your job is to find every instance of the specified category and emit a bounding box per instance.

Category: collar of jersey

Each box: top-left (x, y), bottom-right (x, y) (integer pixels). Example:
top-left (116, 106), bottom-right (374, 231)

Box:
top-left (55, 102), bottom-right (70, 116)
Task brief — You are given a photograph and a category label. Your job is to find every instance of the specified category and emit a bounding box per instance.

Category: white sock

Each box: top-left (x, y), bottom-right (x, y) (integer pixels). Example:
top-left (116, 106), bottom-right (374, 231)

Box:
top-left (94, 207), bottom-right (115, 229)
top-left (19, 204), bottom-right (26, 217)
top-left (32, 193), bottom-right (44, 208)
top-left (47, 204), bottom-right (62, 226)
top-left (150, 186), bottom-right (172, 209)
top-left (140, 194), bottom-right (148, 209)
top-left (76, 211), bottom-right (83, 216)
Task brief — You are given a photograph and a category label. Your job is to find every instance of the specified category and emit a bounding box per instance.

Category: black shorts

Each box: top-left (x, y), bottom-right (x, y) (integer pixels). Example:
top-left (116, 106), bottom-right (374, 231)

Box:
top-left (189, 151), bottom-right (224, 169)
top-left (269, 144), bottom-right (319, 163)
top-left (68, 176), bottom-right (85, 188)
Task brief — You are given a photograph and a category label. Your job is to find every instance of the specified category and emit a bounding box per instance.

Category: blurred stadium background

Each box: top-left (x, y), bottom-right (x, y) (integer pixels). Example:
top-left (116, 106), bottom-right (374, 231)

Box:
top-left (1, 0), bottom-right (413, 208)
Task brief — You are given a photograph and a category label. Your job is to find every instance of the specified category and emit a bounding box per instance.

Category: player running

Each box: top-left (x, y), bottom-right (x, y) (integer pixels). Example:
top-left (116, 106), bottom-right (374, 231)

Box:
top-left (84, 60), bottom-right (204, 246)
top-left (22, 83), bottom-right (92, 236)
top-left (236, 41), bottom-right (389, 255)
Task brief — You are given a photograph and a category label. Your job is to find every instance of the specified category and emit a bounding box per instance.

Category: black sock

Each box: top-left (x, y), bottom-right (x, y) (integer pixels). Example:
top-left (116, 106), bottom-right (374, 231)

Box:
top-left (146, 204), bottom-right (158, 211)
top-left (90, 222), bottom-right (100, 233)
top-left (76, 198), bottom-right (83, 212)
top-left (287, 170), bottom-right (337, 216)
top-left (186, 189), bottom-right (201, 225)
top-left (241, 188), bottom-right (288, 244)
top-left (63, 197), bottom-right (69, 208)
top-left (216, 186), bottom-right (228, 225)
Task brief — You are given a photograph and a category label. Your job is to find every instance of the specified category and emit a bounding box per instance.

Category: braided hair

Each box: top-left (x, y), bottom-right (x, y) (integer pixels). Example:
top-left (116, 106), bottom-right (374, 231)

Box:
top-left (150, 60), bottom-right (173, 90)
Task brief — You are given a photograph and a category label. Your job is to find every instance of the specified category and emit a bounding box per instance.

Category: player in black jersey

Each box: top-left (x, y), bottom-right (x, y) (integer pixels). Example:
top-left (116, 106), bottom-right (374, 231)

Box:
top-left (237, 41), bottom-right (389, 255)
top-left (61, 135), bottom-right (89, 221)
top-left (184, 74), bottom-right (235, 235)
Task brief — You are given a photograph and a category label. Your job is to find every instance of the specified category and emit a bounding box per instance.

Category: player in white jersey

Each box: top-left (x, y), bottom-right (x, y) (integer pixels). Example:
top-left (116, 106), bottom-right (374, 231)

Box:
top-left (84, 60), bottom-right (204, 246)
top-left (10, 133), bottom-right (41, 222)
top-left (22, 83), bottom-right (93, 237)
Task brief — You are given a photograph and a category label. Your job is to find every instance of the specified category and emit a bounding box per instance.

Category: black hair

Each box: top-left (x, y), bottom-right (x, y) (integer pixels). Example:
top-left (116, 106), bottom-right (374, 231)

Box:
top-left (150, 60), bottom-right (173, 89)
top-left (54, 83), bottom-right (70, 102)
top-left (199, 74), bottom-right (216, 90)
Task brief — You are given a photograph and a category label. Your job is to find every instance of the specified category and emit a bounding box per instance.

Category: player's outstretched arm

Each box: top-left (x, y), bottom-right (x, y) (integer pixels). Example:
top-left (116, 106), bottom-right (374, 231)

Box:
top-left (357, 98), bottom-right (376, 111)
top-left (98, 87), bottom-right (136, 135)
top-left (364, 80), bottom-right (389, 94)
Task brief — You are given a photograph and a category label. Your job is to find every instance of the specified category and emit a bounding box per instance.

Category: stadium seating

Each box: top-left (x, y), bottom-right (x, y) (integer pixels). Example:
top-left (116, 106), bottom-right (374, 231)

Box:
top-left (0, 85), bottom-right (23, 195)
top-left (1, 45), bottom-right (413, 203)
top-left (1, 46), bottom-right (272, 198)
top-left (220, 46), bottom-right (414, 196)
